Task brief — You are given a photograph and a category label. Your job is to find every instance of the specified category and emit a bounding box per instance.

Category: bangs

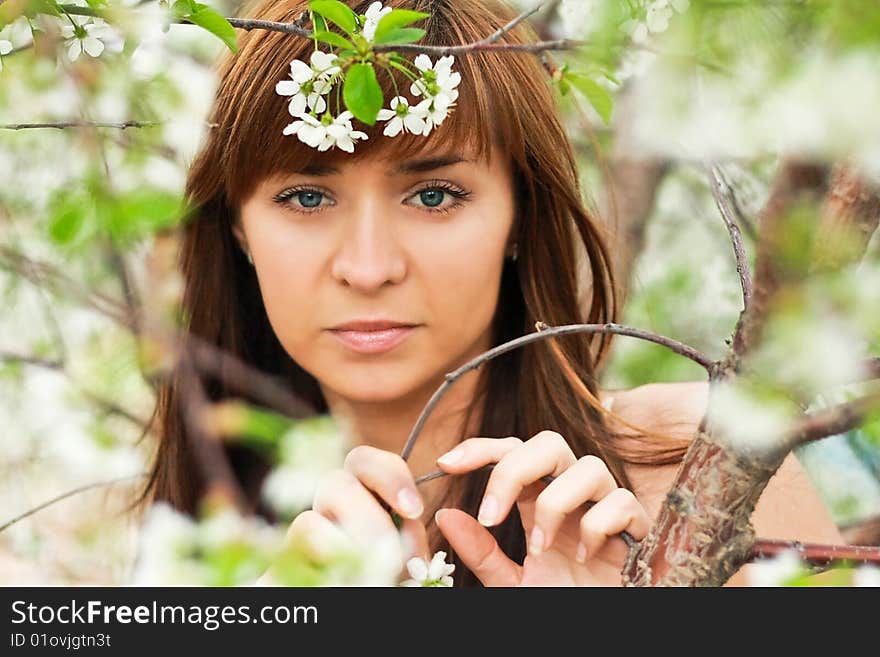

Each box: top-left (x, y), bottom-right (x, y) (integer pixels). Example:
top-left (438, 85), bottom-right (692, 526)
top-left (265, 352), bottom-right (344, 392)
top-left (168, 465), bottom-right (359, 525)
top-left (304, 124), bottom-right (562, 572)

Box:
top-left (207, 0), bottom-right (536, 207)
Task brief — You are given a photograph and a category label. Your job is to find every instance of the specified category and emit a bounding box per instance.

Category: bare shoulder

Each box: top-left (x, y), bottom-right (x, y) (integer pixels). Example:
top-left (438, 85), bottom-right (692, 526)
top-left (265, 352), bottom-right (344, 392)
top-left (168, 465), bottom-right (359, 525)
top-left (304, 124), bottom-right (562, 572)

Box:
top-left (601, 380), bottom-right (710, 442)
top-left (601, 380), bottom-right (845, 585)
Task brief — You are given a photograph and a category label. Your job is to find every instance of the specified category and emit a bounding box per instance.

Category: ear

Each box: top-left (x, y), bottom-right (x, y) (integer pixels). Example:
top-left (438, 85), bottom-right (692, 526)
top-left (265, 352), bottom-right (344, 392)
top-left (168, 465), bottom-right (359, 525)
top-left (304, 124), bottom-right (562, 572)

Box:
top-left (230, 219), bottom-right (248, 253)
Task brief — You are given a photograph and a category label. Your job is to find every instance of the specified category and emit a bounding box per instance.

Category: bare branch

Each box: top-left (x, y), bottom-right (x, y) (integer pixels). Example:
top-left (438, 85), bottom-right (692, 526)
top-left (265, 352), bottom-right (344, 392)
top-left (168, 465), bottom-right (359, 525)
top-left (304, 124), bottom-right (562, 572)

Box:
top-left (730, 160), bottom-right (828, 361)
top-left (750, 538), bottom-right (880, 568)
top-left (0, 473), bottom-right (147, 534)
top-left (0, 350), bottom-right (63, 370)
top-left (176, 348), bottom-right (249, 515)
top-left (400, 321), bottom-right (714, 462)
top-left (707, 162), bottom-right (753, 312)
top-left (812, 163), bottom-right (880, 270)
top-left (782, 390), bottom-right (880, 452)
top-left (0, 121), bottom-right (158, 130)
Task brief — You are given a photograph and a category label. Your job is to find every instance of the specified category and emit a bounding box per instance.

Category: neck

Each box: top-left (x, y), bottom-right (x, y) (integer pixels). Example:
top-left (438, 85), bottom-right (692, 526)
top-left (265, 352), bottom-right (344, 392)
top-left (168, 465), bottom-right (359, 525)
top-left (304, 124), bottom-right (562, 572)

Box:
top-left (321, 369), bottom-right (484, 485)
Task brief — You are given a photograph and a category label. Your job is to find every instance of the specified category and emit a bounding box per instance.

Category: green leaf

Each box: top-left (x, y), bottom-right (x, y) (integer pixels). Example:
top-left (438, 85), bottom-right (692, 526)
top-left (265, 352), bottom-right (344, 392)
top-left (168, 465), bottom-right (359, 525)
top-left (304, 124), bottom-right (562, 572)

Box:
top-left (566, 73), bottom-right (614, 124)
top-left (48, 200), bottom-right (88, 245)
top-left (309, 29), bottom-right (355, 50)
top-left (373, 8), bottom-right (429, 42)
top-left (343, 62), bottom-right (383, 125)
top-left (309, 0), bottom-right (357, 34)
top-left (187, 7), bottom-right (239, 52)
top-left (373, 27), bottom-right (425, 45)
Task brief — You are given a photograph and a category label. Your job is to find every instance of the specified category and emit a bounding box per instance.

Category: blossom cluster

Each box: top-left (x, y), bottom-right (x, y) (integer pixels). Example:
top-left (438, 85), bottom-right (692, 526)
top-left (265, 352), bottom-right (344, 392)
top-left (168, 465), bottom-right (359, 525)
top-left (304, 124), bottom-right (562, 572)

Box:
top-left (275, 2), bottom-right (461, 152)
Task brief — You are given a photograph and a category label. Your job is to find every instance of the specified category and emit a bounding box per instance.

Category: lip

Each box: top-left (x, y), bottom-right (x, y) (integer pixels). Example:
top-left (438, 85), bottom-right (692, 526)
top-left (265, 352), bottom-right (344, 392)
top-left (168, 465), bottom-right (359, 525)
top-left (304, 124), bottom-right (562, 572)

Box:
top-left (328, 326), bottom-right (417, 354)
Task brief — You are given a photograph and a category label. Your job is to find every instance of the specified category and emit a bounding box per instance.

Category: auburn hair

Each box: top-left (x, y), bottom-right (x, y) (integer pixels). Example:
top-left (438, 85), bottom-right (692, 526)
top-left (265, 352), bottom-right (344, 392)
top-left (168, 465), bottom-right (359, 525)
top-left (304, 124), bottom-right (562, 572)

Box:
top-left (139, 0), bottom-right (688, 587)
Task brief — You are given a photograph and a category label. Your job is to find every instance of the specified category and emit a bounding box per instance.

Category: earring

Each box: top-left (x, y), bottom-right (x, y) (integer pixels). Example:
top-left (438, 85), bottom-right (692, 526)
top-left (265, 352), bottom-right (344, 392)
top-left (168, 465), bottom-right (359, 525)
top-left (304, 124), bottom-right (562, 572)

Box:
top-left (509, 242), bottom-right (518, 262)
top-left (245, 249), bottom-right (254, 265)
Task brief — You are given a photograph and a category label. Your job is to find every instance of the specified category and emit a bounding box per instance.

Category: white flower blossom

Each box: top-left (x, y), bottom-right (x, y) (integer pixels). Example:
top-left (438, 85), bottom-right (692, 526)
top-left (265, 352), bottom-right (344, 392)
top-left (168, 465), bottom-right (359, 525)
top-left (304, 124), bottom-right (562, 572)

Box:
top-left (377, 96), bottom-right (428, 137)
top-left (361, 1), bottom-right (392, 42)
top-left (401, 550), bottom-right (455, 587)
top-left (747, 550), bottom-right (807, 587)
top-left (261, 416), bottom-right (349, 517)
top-left (283, 111), bottom-right (368, 152)
top-left (410, 54), bottom-right (461, 106)
top-left (275, 51), bottom-right (340, 116)
top-left (60, 16), bottom-right (123, 62)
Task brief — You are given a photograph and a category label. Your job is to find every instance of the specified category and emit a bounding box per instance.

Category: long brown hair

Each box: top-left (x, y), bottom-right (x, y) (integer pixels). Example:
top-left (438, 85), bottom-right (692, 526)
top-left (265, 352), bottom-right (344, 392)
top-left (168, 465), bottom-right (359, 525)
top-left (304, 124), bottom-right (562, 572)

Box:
top-left (141, 0), bottom-right (688, 587)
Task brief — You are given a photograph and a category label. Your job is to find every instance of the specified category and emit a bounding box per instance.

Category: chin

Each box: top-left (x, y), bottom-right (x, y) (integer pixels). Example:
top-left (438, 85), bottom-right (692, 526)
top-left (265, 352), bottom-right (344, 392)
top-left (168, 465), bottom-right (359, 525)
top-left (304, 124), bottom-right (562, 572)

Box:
top-left (322, 364), bottom-right (435, 405)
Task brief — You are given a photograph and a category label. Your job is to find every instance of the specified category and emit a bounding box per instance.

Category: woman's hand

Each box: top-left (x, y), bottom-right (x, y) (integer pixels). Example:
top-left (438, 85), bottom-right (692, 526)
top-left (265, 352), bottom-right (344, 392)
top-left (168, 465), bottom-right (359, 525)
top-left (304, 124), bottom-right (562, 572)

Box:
top-left (268, 446), bottom-right (430, 583)
top-left (434, 431), bottom-right (650, 586)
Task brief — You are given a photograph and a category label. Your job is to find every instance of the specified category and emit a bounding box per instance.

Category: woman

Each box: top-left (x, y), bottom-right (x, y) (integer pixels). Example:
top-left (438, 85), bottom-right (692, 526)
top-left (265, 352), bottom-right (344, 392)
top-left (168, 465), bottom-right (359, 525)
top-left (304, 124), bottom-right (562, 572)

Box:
top-left (142, 0), bottom-right (843, 586)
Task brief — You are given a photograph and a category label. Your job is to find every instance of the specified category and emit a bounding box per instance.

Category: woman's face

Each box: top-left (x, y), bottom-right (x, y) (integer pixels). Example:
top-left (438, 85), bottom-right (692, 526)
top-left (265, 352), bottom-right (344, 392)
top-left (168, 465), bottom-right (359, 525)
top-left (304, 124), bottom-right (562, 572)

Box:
top-left (235, 146), bottom-right (516, 405)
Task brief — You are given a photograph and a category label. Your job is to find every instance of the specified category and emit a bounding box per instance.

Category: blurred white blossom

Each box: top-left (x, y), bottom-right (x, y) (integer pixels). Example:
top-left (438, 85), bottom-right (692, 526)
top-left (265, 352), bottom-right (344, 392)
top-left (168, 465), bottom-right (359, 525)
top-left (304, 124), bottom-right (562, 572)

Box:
top-left (853, 565), bottom-right (880, 587)
top-left (747, 550), bottom-right (807, 586)
top-left (261, 415), bottom-right (349, 518)
top-left (707, 381), bottom-right (797, 455)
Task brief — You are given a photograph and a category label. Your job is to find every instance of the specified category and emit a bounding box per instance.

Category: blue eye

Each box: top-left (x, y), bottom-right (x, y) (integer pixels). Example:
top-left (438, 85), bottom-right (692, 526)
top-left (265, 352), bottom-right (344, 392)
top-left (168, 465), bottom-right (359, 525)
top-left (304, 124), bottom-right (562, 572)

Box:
top-left (419, 189), bottom-right (445, 207)
top-left (297, 191), bottom-right (323, 208)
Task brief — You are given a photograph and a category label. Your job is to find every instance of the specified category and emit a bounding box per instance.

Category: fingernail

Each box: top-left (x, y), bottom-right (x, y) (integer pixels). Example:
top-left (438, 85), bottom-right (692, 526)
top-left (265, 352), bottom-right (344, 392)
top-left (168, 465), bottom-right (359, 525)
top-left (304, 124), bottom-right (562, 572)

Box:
top-left (434, 508), bottom-right (447, 525)
top-left (437, 447), bottom-right (464, 466)
top-left (397, 488), bottom-right (423, 519)
top-left (477, 495), bottom-right (498, 526)
top-left (575, 542), bottom-right (588, 564)
top-left (529, 526), bottom-right (544, 556)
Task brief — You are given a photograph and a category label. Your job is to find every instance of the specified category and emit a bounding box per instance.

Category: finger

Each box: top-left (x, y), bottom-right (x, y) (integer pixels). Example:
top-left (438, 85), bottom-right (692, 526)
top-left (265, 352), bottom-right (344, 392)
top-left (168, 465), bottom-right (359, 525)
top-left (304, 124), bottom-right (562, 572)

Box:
top-left (282, 509), bottom-right (352, 563)
top-left (399, 517), bottom-right (430, 563)
top-left (344, 445), bottom-right (424, 519)
top-left (477, 431), bottom-right (576, 527)
top-left (530, 455), bottom-right (618, 555)
top-left (312, 469), bottom-right (398, 543)
top-left (435, 436), bottom-right (524, 473)
top-left (577, 488), bottom-right (650, 563)
top-left (434, 508), bottom-right (521, 586)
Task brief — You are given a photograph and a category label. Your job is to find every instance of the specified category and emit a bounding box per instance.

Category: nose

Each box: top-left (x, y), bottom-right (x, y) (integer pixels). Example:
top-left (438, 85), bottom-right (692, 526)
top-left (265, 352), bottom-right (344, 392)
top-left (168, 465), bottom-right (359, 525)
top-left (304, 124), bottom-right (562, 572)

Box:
top-left (330, 197), bottom-right (407, 292)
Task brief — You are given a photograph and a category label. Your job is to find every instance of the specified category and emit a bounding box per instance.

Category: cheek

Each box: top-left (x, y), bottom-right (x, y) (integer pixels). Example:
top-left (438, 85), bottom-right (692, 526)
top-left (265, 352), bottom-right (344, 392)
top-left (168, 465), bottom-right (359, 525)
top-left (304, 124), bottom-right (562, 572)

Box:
top-left (250, 230), bottom-right (324, 351)
top-left (422, 223), bottom-right (509, 347)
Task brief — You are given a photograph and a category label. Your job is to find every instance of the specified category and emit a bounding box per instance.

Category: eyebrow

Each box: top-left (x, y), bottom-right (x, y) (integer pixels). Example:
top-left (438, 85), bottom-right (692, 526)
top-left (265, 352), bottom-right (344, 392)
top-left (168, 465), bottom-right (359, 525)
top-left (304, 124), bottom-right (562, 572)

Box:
top-left (296, 155), bottom-right (469, 177)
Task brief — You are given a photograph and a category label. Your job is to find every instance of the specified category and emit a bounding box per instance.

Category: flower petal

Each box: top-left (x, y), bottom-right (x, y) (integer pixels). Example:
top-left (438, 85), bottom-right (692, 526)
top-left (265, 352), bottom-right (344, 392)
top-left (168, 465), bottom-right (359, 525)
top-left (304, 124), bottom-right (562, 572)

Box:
top-left (405, 556), bottom-right (428, 582)
top-left (290, 59), bottom-right (314, 83)
top-left (275, 80), bottom-right (300, 96)
top-left (67, 39), bottom-right (82, 61)
top-left (383, 117), bottom-right (403, 137)
top-left (414, 54), bottom-right (432, 73)
top-left (83, 36), bottom-right (105, 58)
top-left (288, 93), bottom-right (307, 117)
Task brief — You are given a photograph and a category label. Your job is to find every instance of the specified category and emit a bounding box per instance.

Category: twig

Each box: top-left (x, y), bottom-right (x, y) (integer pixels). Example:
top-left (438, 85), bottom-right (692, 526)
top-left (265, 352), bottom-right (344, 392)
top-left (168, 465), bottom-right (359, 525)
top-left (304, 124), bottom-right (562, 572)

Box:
top-left (56, 3), bottom-right (581, 57)
top-left (176, 348), bottom-right (249, 514)
top-left (0, 121), bottom-right (158, 130)
top-left (783, 390), bottom-right (880, 453)
top-left (399, 321), bottom-right (714, 462)
top-left (750, 538), bottom-right (880, 568)
top-left (707, 162), bottom-right (753, 311)
top-left (0, 351), bottom-right (63, 369)
top-left (0, 473), bottom-right (148, 534)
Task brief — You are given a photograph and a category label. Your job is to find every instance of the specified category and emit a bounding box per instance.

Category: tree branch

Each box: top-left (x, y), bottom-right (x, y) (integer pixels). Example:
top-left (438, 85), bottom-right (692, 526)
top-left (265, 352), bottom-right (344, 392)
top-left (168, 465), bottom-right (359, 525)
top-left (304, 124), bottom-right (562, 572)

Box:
top-left (0, 473), bottom-right (147, 534)
top-left (175, 347), bottom-right (249, 515)
top-left (0, 121), bottom-right (158, 130)
top-left (750, 538), bottom-right (880, 568)
top-left (782, 390), bottom-right (880, 452)
top-left (399, 321), bottom-right (714, 462)
top-left (707, 162), bottom-right (753, 312)
top-left (729, 160), bottom-right (828, 363)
